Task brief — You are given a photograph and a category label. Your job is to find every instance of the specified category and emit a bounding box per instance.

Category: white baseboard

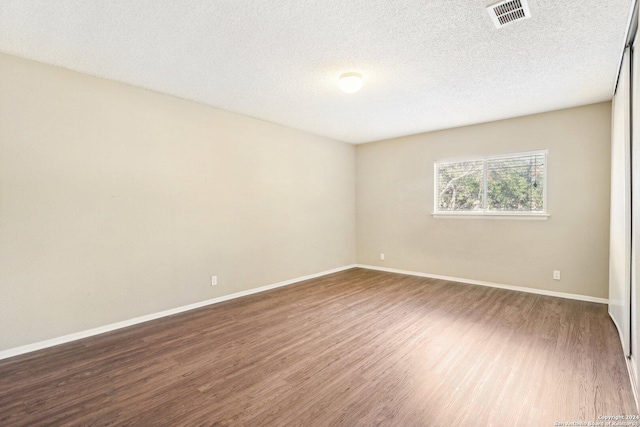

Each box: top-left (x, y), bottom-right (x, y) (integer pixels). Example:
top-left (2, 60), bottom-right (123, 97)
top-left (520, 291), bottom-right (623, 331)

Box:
top-left (1, 263), bottom-right (608, 362)
top-left (0, 264), bottom-right (358, 361)
top-left (355, 264), bottom-right (609, 304)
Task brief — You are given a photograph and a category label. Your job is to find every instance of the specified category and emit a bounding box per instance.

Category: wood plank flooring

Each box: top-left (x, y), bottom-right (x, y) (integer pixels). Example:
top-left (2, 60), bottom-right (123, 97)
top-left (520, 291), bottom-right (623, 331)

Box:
top-left (0, 268), bottom-right (636, 426)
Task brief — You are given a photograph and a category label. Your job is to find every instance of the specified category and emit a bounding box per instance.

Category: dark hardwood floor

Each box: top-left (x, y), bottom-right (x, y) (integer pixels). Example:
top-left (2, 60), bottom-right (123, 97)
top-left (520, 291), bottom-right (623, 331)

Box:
top-left (0, 268), bottom-right (636, 426)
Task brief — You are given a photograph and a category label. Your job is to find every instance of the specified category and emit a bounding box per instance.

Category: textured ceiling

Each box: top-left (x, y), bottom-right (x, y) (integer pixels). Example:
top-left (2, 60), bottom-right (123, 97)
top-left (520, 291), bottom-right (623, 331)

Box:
top-left (0, 0), bottom-right (633, 143)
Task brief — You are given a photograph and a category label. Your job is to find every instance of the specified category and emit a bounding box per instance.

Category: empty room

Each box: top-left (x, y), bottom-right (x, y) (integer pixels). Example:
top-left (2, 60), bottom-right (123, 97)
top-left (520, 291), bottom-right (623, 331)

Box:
top-left (2, 0), bottom-right (640, 426)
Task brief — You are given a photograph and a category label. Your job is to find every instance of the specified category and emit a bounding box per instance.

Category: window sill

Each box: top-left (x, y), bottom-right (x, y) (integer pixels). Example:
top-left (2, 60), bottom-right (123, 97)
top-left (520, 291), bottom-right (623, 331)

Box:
top-left (431, 212), bottom-right (549, 220)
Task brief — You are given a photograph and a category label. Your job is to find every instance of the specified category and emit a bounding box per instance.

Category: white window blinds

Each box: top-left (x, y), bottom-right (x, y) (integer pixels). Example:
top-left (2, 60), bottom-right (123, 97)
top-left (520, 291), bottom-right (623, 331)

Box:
top-left (435, 151), bottom-right (547, 215)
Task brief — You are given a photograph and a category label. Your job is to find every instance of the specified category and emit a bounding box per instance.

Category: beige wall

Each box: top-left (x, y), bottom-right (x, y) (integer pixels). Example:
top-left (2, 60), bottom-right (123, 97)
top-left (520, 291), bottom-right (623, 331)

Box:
top-left (356, 102), bottom-right (612, 299)
top-left (0, 53), bottom-right (356, 350)
top-left (0, 50), bottom-right (613, 352)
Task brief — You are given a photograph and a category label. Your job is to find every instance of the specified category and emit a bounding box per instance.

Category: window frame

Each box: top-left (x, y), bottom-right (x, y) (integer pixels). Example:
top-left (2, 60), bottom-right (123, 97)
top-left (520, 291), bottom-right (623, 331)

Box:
top-left (432, 150), bottom-right (549, 219)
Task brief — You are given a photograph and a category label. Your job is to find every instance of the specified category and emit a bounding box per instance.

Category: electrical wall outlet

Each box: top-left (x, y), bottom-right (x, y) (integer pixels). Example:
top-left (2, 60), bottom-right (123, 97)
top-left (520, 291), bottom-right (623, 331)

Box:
top-left (380, 253), bottom-right (385, 261)
top-left (553, 271), bottom-right (560, 280)
top-left (211, 276), bottom-right (218, 286)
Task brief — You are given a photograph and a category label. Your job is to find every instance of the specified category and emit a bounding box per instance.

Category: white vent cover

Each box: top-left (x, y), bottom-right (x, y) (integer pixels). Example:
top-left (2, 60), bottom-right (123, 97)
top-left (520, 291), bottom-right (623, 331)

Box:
top-left (487, 0), bottom-right (531, 29)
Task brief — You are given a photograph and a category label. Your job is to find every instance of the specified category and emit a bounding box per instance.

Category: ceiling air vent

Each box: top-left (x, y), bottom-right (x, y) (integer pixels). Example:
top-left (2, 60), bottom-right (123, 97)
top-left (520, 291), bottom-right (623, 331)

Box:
top-left (487, 0), bottom-right (531, 29)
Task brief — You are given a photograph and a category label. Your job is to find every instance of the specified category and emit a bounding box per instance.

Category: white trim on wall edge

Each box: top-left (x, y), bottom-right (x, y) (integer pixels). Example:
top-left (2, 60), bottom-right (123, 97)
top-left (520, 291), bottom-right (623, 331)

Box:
top-left (0, 264), bottom-right (358, 361)
top-left (627, 355), bottom-right (639, 411)
top-left (356, 264), bottom-right (609, 304)
top-left (612, 314), bottom-right (640, 410)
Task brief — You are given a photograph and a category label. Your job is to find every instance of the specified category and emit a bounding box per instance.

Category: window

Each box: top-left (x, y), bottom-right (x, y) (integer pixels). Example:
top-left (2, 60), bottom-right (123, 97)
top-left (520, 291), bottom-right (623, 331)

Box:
top-left (434, 150), bottom-right (547, 218)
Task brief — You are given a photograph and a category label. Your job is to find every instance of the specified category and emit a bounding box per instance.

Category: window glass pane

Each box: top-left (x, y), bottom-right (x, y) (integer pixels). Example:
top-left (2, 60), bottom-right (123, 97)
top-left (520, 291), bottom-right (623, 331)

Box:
top-left (486, 153), bottom-right (544, 212)
top-left (436, 160), bottom-right (484, 211)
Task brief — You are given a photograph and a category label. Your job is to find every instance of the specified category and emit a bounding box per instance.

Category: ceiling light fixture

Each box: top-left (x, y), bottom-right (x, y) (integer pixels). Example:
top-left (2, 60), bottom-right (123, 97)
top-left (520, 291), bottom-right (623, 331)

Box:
top-left (338, 72), bottom-right (364, 94)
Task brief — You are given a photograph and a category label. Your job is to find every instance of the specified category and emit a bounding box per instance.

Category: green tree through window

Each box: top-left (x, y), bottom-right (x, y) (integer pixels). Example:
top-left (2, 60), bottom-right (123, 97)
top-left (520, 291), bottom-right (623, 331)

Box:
top-left (435, 151), bottom-right (546, 214)
top-left (437, 160), bottom-right (484, 211)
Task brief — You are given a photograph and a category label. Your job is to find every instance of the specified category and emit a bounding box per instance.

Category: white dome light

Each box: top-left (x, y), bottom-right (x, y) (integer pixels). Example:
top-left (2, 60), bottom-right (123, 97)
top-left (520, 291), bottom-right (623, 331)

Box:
top-left (338, 72), bottom-right (364, 94)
